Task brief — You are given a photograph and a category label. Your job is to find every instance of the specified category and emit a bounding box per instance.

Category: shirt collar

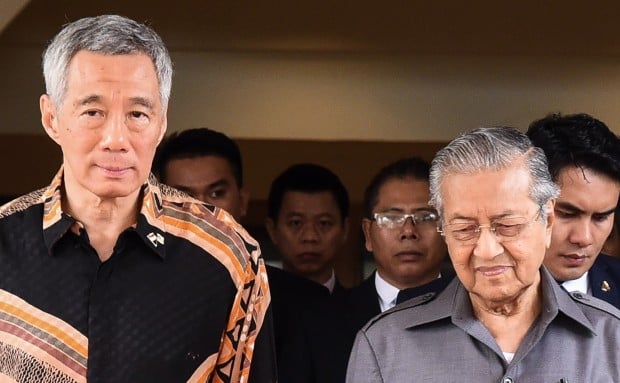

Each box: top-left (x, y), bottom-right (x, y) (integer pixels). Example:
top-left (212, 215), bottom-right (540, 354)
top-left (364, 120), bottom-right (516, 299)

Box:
top-left (403, 267), bottom-right (596, 335)
top-left (375, 271), bottom-right (400, 312)
top-left (561, 271), bottom-right (590, 295)
top-left (42, 167), bottom-right (167, 259)
top-left (323, 269), bottom-right (337, 293)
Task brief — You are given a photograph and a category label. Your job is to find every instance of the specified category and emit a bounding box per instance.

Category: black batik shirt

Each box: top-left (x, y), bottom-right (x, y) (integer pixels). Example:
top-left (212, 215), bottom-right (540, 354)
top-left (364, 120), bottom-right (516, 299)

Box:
top-left (0, 167), bottom-right (274, 383)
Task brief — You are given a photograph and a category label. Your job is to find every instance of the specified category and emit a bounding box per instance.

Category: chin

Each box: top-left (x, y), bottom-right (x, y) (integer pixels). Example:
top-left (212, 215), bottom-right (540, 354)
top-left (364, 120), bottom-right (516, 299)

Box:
top-left (90, 184), bottom-right (141, 199)
top-left (297, 264), bottom-right (322, 274)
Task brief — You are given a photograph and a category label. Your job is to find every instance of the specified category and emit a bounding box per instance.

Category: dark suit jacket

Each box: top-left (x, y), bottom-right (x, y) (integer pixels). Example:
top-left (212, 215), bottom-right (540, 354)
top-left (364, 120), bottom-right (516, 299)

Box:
top-left (278, 276), bottom-right (378, 383)
top-left (589, 253), bottom-right (620, 309)
top-left (265, 265), bottom-right (331, 381)
top-left (279, 272), bottom-right (454, 383)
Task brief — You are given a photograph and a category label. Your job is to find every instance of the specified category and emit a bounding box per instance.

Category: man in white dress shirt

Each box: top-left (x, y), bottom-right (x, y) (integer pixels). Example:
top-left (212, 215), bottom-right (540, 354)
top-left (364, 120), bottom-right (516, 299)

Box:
top-left (279, 157), bottom-right (451, 383)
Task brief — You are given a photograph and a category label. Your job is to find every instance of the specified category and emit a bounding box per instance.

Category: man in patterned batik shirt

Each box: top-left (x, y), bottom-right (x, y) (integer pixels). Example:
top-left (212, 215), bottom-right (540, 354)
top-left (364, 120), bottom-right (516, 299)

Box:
top-left (0, 15), bottom-right (275, 383)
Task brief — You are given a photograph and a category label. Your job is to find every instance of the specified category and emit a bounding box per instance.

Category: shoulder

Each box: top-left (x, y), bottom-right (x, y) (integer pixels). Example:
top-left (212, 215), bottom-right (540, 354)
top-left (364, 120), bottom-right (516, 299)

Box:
top-left (363, 276), bottom-right (459, 333)
top-left (347, 276), bottom-right (378, 300)
top-left (266, 265), bottom-right (329, 300)
top-left (362, 291), bottom-right (443, 334)
top-left (567, 290), bottom-right (620, 321)
top-left (153, 182), bottom-right (260, 274)
top-left (157, 182), bottom-right (253, 244)
top-left (0, 189), bottom-right (45, 220)
top-left (593, 253), bottom-right (620, 273)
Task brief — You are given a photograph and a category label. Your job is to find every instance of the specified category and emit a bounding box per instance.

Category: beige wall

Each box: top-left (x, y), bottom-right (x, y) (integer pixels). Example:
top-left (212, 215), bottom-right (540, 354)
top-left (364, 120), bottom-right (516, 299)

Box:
top-left (1, 48), bottom-right (619, 140)
top-left (3, 33), bottom-right (620, 287)
top-left (0, 0), bottom-right (29, 33)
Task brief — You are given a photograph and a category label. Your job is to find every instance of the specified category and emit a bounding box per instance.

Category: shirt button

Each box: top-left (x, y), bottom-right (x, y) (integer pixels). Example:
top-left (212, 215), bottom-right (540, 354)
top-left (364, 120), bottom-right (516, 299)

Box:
top-left (572, 292), bottom-right (585, 299)
top-left (501, 378), bottom-right (514, 383)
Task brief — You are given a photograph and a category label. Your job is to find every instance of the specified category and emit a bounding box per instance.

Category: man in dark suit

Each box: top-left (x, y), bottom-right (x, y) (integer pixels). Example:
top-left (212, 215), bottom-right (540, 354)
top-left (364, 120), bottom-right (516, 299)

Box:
top-left (527, 113), bottom-right (620, 308)
top-left (279, 157), bottom-right (452, 383)
top-left (266, 163), bottom-right (350, 293)
top-left (153, 128), bottom-right (330, 379)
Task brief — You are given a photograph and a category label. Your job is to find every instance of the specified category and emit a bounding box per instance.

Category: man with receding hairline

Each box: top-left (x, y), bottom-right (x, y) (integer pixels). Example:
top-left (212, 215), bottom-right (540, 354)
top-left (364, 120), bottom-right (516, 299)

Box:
top-left (347, 127), bottom-right (620, 382)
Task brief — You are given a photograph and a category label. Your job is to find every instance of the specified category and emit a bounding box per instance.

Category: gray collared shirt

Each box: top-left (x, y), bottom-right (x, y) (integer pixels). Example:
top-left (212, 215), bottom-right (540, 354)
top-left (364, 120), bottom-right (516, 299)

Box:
top-left (347, 267), bottom-right (620, 383)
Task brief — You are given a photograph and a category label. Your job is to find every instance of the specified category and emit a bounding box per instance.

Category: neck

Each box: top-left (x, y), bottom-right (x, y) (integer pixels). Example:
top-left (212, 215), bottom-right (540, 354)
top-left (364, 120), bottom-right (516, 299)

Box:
top-left (62, 186), bottom-right (141, 262)
top-left (470, 278), bottom-right (542, 353)
top-left (380, 269), bottom-right (440, 290)
top-left (284, 264), bottom-right (334, 286)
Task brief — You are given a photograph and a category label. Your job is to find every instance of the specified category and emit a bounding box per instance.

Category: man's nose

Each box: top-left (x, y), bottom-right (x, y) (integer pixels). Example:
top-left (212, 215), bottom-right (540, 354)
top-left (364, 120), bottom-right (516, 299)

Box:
top-left (100, 114), bottom-right (130, 152)
top-left (472, 225), bottom-right (504, 260)
top-left (301, 223), bottom-right (320, 242)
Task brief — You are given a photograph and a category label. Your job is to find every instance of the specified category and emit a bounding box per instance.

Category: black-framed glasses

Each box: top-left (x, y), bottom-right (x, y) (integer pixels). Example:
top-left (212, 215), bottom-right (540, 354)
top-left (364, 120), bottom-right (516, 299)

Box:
top-left (438, 209), bottom-right (542, 245)
top-left (372, 211), bottom-right (439, 230)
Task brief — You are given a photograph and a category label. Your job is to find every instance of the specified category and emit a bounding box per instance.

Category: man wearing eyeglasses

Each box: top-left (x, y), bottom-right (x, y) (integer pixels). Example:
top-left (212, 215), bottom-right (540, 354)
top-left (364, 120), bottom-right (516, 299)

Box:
top-left (281, 157), bottom-right (450, 383)
top-left (527, 113), bottom-right (620, 308)
top-left (360, 157), bottom-right (451, 310)
top-left (347, 127), bottom-right (620, 382)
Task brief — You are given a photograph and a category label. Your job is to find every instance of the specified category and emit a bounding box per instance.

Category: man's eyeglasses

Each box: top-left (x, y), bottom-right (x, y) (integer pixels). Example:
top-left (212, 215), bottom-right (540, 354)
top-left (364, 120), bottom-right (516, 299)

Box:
top-left (438, 209), bottom-right (542, 245)
top-left (372, 211), bottom-right (439, 230)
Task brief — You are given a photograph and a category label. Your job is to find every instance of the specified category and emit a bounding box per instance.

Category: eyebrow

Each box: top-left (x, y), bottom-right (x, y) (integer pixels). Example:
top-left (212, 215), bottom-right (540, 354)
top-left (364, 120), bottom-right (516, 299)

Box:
top-left (77, 94), bottom-right (101, 106)
top-left (129, 96), bottom-right (155, 110)
top-left (448, 211), bottom-right (524, 222)
top-left (556, 201), bottom-right (616, 215)
top-left (207, 179), bottom-right (229, 189)
top-left (171, 185), bottom-right (192, 193)
top-left (75, 95), bottom-right (155, 110)
top-left (285, 211), bottom-right (336, 219)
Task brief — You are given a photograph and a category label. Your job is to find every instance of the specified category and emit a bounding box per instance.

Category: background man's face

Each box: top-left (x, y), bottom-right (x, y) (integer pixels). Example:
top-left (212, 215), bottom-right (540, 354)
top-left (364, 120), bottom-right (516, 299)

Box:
top-left (363, 177), bottom-right (446, 290)
top-left (267, 191), bottom-right (348, 283)
top-left (163, 155), bottom-right (248, 219)
top-left (544, 166), bottom-right (619, 281)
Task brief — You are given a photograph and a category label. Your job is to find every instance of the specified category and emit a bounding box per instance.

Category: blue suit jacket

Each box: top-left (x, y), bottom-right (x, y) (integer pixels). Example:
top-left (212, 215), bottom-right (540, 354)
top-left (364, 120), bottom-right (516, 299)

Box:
top-left (589, 253), bottom-right (620, 309)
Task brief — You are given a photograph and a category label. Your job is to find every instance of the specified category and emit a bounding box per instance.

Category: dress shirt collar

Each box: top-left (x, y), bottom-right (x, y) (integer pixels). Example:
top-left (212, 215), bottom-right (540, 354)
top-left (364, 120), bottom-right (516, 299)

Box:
top-left (375, 271), bottom-right (400, 312)
top-left (323, 269), bottom-right (337, 293)
top-left (561, 271), bottom-right (590, 295)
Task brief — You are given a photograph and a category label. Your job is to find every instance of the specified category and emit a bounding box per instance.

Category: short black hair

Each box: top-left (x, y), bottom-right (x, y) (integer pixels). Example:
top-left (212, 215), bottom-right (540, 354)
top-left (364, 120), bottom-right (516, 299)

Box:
top-left (363, 157), bottom-right (430, 218)
top-left (267, 163), bottom-right (349, 223)
top-left (527, 113), bottom-right (620, 183)
top-left (153, 128), bottom-right (244, 187)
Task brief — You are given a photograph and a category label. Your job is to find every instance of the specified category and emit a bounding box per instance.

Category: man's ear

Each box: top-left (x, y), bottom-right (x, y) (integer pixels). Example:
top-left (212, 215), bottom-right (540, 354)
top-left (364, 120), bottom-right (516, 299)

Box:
top-left (157, 111), bottom-right (168, 145)
top-left (361, 218), bottom-right (373, 253)
top-left (544, 200), bottom-right (556, 248)
top-left (40, 94), bottom-right (61, 145)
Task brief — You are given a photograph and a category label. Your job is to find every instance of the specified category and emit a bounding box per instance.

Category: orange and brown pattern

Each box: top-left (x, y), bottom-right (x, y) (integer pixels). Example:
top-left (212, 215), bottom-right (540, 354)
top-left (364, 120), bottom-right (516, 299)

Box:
top-left (147, 176), bottom-right (271, 382)
top-left (0, 290), bottom-right (87, 383)
top-left (0, 168), bottom-right (273, 382)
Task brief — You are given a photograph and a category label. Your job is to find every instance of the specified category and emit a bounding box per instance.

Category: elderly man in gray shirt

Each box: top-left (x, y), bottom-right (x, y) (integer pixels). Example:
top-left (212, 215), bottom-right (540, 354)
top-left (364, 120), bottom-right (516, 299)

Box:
top-left (347, 127), bottom-right (620, 382)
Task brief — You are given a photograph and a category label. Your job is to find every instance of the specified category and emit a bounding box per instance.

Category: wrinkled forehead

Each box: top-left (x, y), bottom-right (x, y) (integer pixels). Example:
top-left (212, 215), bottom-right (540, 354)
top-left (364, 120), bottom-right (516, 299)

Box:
top-left (440, 166), bottom-right (535, 216)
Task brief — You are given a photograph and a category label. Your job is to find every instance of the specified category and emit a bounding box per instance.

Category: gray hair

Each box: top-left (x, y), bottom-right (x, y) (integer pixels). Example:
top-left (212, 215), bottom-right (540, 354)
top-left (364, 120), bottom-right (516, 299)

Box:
top-left (42, 14), bottom-right (173, 108)
top-left (429, 127), bottom-right (560, 221)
